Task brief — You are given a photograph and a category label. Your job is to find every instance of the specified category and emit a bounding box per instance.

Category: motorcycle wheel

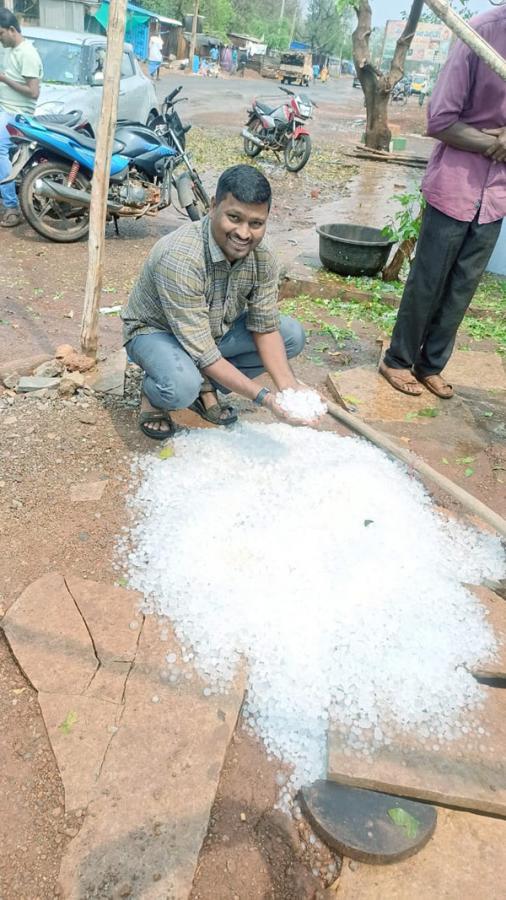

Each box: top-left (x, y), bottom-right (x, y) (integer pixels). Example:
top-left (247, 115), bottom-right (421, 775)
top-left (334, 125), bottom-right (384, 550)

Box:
top-left (284, 134), bottom-right (311, 172)
top-left (243, 119), bottom-right (263, 158)
top-left (185, 175), bottom-right (210, 221)
top-left (20, 160), bottom-right (91, 243)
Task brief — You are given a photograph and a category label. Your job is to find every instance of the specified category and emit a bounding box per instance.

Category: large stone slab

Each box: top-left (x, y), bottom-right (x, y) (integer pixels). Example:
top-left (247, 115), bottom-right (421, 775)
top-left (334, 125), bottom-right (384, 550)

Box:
top-left (2, 573), bottom-right (98, 694)
top-left (443, 350), bottom-right (506, 393)
top-left (38, 691), bottom-right (120, 811)
top-left (337, 806), bottom-right (506, 899)
top-left (59, 616), bottom-right (244, 900)
top-left (468, 585), bottom-right (506, 680)
top-left (328, 684), bottom-right (506, 817)
top-left (328, 368), bottom-right (443, 423)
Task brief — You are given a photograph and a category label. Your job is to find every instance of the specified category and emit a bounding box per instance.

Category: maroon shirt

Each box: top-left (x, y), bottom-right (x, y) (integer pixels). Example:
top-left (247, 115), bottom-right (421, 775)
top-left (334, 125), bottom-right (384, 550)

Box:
top-left (422, 7), bottom-right (506, 224)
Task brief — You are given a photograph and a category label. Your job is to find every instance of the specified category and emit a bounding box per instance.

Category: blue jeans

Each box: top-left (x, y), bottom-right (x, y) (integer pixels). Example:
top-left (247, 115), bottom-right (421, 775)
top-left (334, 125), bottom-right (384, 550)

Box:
top-left (126, 314), bottom-right (306, 410)
top-left (0, 110), bottom-right (18, 209)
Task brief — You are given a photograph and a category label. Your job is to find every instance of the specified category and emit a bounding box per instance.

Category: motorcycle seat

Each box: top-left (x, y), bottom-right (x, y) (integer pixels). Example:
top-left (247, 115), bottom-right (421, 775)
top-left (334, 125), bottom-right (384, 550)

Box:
top-left (38, 122), bottom-right (125, 155)
top-left (255, 101), bottom-right (275, 115)
top-left (34, 110), bottom-right (82, 128)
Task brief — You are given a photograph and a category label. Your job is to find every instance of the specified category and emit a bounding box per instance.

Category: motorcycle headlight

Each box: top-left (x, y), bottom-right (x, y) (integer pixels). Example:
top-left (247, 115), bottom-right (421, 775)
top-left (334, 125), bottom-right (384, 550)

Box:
top-left (298, 103), bottom-right (312, 117)
top-left (36, 101), bottom-right (66, 115)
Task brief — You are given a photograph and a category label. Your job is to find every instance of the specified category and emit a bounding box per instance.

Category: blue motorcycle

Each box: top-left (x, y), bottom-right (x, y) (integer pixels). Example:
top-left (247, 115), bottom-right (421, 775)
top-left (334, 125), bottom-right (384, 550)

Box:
top-left (7, 87), bottom-right (209, 243)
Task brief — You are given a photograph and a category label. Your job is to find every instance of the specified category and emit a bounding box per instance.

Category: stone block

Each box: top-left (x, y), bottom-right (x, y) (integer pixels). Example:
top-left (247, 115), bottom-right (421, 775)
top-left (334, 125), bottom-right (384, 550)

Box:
top-left (17, 376), bottom-right (60, 393)
top-left (85, 349), bottom-right (127, 396)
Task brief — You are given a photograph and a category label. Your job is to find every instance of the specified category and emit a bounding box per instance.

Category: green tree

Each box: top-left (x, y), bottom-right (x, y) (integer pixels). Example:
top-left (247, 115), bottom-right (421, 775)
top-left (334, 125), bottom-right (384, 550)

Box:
top-left (200, 0), bottom-right (234, 38)
top-left (305, 0), bottom-right (353, 57)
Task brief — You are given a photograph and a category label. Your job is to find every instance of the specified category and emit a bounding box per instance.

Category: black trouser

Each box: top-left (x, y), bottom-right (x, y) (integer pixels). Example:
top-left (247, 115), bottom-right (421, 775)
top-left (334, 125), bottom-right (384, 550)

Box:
top-left (384, 203), bottom-right (501, 376)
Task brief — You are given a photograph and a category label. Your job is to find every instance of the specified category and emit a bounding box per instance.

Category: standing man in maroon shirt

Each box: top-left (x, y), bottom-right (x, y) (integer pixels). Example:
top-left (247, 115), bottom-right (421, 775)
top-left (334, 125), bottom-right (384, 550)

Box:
top-left (380, 5), bottom-right (506, 399)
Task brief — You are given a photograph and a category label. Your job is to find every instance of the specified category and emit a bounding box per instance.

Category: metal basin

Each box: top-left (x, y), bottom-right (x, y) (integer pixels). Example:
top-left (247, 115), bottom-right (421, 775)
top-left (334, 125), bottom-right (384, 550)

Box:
top-left (316, 223), bottom-right (393, 277)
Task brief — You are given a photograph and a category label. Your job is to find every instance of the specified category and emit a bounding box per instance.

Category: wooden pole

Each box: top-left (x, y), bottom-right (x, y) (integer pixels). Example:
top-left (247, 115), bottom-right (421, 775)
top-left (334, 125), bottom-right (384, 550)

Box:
top-left (423, 0), bottom-right (506, 81)
top-left (189, 0), bottom-right (199, 70)
top-left (325, 400), bottom-right (506, 538)
top-left (80, 0), bottom-right (128, 356)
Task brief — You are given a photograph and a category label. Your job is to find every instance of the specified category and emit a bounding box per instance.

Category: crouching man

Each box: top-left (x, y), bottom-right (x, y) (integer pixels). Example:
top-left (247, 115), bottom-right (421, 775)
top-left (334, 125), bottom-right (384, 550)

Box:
top-left (122, 164), bottom-right (309, 438)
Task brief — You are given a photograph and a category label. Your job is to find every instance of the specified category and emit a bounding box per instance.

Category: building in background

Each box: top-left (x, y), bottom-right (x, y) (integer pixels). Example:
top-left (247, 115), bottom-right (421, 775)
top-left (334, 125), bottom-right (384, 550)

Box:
top-left (381, 20), bottom-right (452, 75)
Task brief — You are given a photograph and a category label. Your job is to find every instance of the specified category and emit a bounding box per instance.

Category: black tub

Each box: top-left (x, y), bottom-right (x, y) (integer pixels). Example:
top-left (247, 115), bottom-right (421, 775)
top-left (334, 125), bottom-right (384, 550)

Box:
top-left (316, 224), bottom-right (394, 277)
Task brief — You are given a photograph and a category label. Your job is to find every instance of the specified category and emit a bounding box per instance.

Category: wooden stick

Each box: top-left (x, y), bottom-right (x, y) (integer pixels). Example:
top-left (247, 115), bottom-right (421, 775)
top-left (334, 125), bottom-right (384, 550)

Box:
top-left (325, 400), bottom-right (506, 538)
top-left (80, 0), bottom-right (128, 357)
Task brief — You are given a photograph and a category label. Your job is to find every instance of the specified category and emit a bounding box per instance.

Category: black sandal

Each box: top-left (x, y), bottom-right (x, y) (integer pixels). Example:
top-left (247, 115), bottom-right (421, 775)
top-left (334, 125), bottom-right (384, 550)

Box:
top-left (138, 410), bottom-right (175, 440)
top-left (189, 396), bottom-right (238, 426)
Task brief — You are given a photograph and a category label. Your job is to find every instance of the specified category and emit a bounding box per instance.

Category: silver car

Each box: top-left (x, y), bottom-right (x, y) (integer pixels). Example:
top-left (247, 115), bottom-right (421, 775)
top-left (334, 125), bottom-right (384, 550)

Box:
top-left (12, 27), bottom-right (159, 134)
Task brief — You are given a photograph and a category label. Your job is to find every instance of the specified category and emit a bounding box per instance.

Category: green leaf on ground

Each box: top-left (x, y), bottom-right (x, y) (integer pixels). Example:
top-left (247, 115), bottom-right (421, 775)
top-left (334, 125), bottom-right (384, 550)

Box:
top-left (343, 396), bottom-right (360, 405)
top-left (481, 412), bottom-right (494, 418)
top-left (417, 407), bottom-right (439, 418)
top-left (387, 807), bottom-right (420, 838)
top-left (442, 457), bottom-right (449, 465)
top-left (405, 411), bottom-right (419, 421)
top-left (159, 446), bottom-right (174, 460)
top-left (117, 576), bottom-right (129, 587)
top-left (464, 467), bottom-right (474, 477)
top-left (59, 711), bottom-right (78, 735)
top-left (456, 456), bottom-right (475, 465)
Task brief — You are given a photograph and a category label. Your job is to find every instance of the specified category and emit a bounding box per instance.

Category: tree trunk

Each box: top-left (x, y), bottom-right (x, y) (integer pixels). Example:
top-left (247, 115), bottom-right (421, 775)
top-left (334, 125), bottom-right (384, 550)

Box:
top-left (352, 0), bottom-right (424, 151)
top-left (364, 87), bottom-right (391, 150)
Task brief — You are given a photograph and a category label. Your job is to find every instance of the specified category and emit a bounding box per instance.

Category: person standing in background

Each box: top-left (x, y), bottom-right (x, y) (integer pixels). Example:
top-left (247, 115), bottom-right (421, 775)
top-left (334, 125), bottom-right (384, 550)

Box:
top-left (148, 26), bottom-right (164, 81)
top-left (0, 8), bottom-right (42, 228)
top-left (380, 5), bottom-right (506, 399)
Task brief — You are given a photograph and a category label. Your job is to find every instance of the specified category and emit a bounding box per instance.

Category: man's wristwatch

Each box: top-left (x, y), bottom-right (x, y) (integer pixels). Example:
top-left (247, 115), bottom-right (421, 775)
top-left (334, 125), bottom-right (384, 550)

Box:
top-left (254, 387), bottom-right (271, 406)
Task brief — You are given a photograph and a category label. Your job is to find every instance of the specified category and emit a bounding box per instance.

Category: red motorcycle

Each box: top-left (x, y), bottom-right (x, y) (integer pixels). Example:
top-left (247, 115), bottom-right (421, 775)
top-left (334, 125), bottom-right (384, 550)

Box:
top-left (242, 86), bottom-right (315, 172)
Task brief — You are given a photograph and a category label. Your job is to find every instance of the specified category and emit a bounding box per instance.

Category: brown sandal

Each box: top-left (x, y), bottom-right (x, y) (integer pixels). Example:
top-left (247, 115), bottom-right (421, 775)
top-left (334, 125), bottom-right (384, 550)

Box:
top-left (379, 362), bottom-right (423, 396)
top-left (415, 374), bottom-right (453, 399)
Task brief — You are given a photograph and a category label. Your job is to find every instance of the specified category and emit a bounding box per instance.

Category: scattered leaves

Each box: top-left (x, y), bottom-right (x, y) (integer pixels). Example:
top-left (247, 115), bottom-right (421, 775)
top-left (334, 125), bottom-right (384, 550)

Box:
top-left (59, 711), bottom-right (78, 735)
top-left (387, 807), bottom-right (420, 838)
top-left (456, 456), bottom-right (475, 465)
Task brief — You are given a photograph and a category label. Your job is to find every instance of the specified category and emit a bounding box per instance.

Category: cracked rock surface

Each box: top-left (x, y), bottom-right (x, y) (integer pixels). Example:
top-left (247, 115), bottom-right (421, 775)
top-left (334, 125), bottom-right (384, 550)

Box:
top-left (3, 574), bottom-right (244, 899)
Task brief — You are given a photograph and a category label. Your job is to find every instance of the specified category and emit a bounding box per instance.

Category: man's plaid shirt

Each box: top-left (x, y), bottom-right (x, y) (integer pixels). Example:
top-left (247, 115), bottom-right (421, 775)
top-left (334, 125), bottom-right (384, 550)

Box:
top-left (122, 216), bottom-right (280, 368)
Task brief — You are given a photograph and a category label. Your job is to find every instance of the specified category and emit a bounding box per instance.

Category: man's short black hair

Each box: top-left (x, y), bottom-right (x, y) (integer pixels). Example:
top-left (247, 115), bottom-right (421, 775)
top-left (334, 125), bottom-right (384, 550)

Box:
top-left (0, 9), bottom-right (21, 31)
top-left (215, 164), bottom-right (272, 209)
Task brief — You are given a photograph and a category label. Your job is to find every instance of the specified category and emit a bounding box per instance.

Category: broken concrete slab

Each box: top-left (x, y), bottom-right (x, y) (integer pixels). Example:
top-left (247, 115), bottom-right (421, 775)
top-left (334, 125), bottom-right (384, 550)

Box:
top-left (337, 807), bottom-right (506, 899)
top-left (38, 691), bottom-right (120, 812)
top-left (69, 480), bottom-right (108, 503)
top-left (59, 615), bottom-right (244, 900)
top-left (17, 375), bottom-right (60, 393)
top-left (2, 573), bottom-right (98, 694)
top-left (85, 349), bottom-right (127, 396)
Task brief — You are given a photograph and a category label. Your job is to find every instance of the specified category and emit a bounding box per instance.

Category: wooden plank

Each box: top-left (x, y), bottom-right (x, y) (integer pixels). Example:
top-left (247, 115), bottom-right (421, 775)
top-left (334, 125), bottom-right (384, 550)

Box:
top-left (328, 684), bottom-right (506, 817)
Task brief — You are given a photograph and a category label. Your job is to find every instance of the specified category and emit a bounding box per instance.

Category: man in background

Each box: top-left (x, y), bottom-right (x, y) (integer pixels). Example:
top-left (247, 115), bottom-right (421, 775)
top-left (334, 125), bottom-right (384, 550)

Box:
top-left (148, 26), bottom-right (163, 81)
top-left (380, 5), bottom-right (506, 399)
top-left (0, 8), bottom-right (42, 227)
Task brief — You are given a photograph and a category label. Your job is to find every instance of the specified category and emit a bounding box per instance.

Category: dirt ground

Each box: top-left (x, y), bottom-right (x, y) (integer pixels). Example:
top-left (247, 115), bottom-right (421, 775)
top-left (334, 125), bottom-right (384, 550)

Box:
top-left (1, 72), bottom-right (504, 899)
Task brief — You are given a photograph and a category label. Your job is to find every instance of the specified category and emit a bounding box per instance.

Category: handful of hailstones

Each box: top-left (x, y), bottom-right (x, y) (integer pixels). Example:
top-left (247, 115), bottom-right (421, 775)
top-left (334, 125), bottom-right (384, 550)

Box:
top-left (275, 388), bottom-right (327, 420)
